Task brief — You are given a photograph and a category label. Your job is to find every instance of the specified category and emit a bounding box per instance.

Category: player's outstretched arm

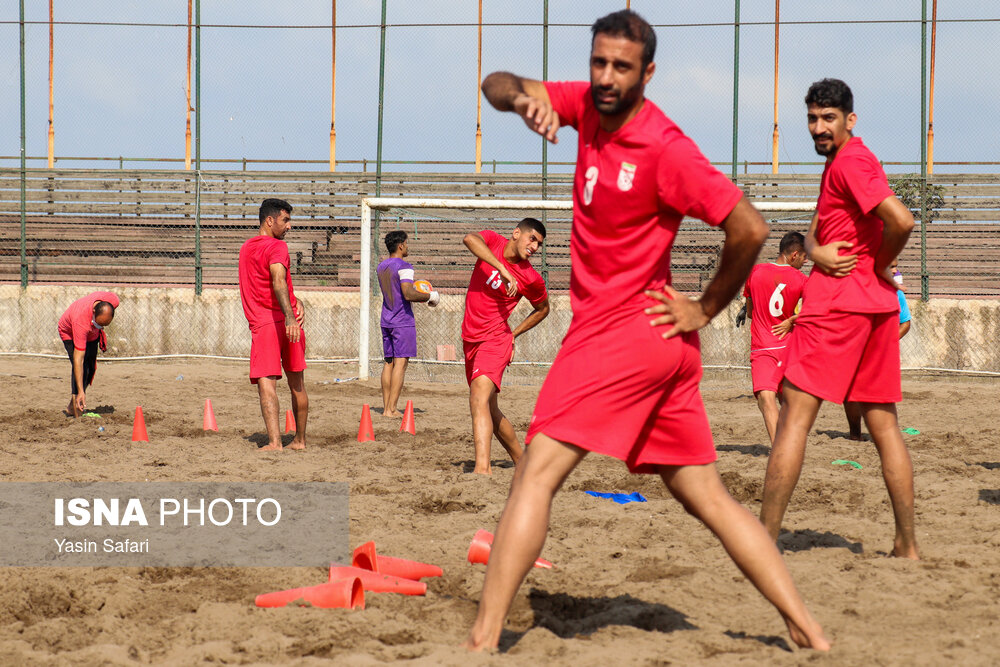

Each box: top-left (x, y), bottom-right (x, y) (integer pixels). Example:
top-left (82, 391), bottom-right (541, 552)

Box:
top-left (463, 232), bottom-right (518, 296)
top-left (481, 71), bottom-right (560, 144)
top-left (872, 195), bottom-right (915, 285)
top-left (645, 196), bottom-right (768, 338)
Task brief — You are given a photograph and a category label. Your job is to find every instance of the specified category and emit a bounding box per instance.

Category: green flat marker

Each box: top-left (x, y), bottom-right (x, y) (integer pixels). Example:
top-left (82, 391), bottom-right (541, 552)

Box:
top-left (901, 427), bottom-right (920, 435)
top-left (832, 459), bottom-right (863, 470)
top-left (82, 412), bottom-right (101, 419)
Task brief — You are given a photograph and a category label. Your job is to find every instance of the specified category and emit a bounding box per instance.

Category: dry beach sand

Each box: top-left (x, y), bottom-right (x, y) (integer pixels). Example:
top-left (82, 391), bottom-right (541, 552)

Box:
top-left (0, 357), bottom-right (997, 665)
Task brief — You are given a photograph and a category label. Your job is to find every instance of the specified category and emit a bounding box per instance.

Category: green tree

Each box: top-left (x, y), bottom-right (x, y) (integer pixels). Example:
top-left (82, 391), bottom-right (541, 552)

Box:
top-left (888, 175), bottom-right (946, 222)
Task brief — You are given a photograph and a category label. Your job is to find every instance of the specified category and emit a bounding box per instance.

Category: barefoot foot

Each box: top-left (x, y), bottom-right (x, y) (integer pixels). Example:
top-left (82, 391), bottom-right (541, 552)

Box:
top-left (286, 440), bottom-right (306, 450)
top-left (784, 616), bottom-right (831, 651)
top-left (259, 442), bottom-right (283, 451)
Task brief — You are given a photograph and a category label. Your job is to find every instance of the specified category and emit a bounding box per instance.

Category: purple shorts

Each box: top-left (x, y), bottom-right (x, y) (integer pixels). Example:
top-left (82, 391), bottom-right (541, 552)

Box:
top-left (382, 326), bottom-right (417, 361)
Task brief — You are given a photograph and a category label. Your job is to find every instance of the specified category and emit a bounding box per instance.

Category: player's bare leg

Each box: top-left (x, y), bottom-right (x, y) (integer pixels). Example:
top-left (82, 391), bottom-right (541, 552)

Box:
top-left (844, 401), bottom-right (865, 440)
top-left (660, 462), bottom-right (830, 650)
top-left (385, 357), bottom-right (409, 418)
top-left (286, 370), bottom-right (308, 450)
top-left (469, 376), bottom-right (501, 474)
top-left (463, 433), bottom-right (587, 651)
top-left (754, 389), bottom-right (780, 443)
top-left (760, 381), bottom-right (823, 541)
top-left (489, 391), bottom-right (523, 465)
top-left (862, 403), bottom-right (919, 559)
top-left (256, 376), bottom-right (283, 451)
top-left (380, 360), bottom-right (394, 416)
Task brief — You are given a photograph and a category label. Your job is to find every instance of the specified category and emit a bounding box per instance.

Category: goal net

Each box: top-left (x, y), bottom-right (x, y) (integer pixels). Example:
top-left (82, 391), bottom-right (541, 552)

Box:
top-left (358, 197), bottom-right (815, 381)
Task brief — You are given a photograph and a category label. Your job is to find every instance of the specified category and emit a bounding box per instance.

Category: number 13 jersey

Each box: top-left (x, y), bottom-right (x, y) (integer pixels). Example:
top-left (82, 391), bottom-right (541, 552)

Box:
top-left (743, 262), bottom-right (807, 351)
top-left (462, 229), bottom-right (548, 342)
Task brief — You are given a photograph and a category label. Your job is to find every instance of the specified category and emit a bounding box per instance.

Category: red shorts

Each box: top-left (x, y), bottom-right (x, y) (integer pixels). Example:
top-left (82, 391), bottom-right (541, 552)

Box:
top-left (750, 347), bottom-right (788, 394)
top-left (526, 312), bottom-right (716, 473)
top-left (463, 333), bottom-right (514, 392)
top-left (249, 320), bottom-right (307, 384)
top-left (783, 310), bottom-right (900, 404)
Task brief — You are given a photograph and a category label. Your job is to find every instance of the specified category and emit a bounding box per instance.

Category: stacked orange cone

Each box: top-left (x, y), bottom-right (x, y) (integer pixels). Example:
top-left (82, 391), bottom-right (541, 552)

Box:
top-left (357, 404), bottom-right (375, 442)
top-left (467, 529), bottom-right (553, 569)
top-left (284, 409), bottom-right (296, 434)
top-left (399, 400), bottom-right (416, 434)
top-left (255, 577), bottom-right (364, 609)
top-left (328, 565), bottom-right (427, 596)
top-left (352, 541), bottom-right (443, 580)
top-left (131, 406), bottom-right (148, 442)
top-left (203, 398), bottom-right (218, 431)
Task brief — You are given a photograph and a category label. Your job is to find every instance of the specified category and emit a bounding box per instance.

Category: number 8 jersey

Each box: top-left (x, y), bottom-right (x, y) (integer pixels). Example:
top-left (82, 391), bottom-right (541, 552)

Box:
top-left (742, 262), bottom-right (807, 351)
top-left (461, 229), bottom-right (548, 342)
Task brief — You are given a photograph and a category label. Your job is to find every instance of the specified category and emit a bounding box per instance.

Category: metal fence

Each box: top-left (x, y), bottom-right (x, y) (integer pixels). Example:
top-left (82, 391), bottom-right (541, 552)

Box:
top-left (4, 3), bottom-right (999, 176)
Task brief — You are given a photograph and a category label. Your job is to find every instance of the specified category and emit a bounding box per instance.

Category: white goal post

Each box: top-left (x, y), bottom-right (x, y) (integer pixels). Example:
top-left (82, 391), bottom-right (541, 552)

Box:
top-left (358, 197), bottom-right (816, 379)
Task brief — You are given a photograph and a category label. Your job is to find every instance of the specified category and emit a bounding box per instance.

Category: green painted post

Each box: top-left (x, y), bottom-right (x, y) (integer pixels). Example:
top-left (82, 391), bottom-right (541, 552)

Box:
top-left (732, 0), bottom-right (740, 182)
top-left (919, 0), bottom-right (929, 301)
top-left (540, 0), bottom-right (549, 287)
top-left (19, 0), bottom-right (27, 288)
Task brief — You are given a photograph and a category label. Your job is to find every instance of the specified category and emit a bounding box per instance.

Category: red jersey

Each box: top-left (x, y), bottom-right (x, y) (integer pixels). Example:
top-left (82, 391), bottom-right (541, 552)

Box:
top-left (57, 291), bottom-right (121, 350)
top-left (238, 235), bottom-right (299, 330)
top-left (801, 137), bottom-right (898, 315)
top-left (742, 262), bottom-right (806, 351)
top-left (544, 81), bottom-right (743, 335)
top-left (461, 229), bottom-right (547, 342)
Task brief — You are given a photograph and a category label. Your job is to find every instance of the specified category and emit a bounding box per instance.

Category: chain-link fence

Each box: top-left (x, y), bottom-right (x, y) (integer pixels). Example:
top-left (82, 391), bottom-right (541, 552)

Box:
top-left (3, 4), bottom-right (1000, 374)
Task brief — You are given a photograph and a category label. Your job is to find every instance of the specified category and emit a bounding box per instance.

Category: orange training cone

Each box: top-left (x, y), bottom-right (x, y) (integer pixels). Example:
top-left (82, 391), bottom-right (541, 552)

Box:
top-left (399, 400), bottom-right (416, 435)
top-left (203, 398), bottom-right (218, 431)
top-left (328, 564), bottom-right (427, 596)
top-left (357, 404), bottom-right (375, 442)
top-left (284, 409), bottom-right (296, 434)
top-left (131, 406), bottom-right (149, 442)
top-left (351, 541), bottom-right (442, 580)
top-left (255, 577), bottom-right (364, 609)
top-left (467, 529), bottom-right (553, 569)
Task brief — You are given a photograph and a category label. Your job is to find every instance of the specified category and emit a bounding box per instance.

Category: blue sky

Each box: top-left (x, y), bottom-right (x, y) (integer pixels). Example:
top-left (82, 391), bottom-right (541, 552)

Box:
top-left (2, 1), bottom-right (997, 173)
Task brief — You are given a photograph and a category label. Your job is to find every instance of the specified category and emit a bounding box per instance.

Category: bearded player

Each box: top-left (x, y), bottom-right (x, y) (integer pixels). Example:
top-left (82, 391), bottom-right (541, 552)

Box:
top-left (464, 9), bottom-right (828, 653)
top-left (760, 79), bottom-right (918, 560)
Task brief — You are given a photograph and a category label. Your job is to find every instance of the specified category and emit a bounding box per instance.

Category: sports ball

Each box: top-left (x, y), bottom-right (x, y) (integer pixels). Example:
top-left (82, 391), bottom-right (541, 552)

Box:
top-left (413, 279), bottom-right (433, 294)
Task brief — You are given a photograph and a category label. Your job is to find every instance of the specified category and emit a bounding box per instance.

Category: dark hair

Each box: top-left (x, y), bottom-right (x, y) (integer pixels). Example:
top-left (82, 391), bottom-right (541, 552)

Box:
top-left (517, 217), bottom-right (546, 239)
top-left (93, 301), bottom-right (115, 319)
top-left (779, 231), bottom-right (806, 255)
top-left (259, 198), bottom-right (293, 225)
top-left (385, 230), bottom-right (408, 253)
top-left (805, 78), bottom-right (853, 114)
top-left (591, 10), bottom-right (656, 70)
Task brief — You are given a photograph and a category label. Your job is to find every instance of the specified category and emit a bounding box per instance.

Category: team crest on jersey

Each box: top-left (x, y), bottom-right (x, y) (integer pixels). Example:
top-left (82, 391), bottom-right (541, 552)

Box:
top-left (617, 162), bottom-right (637, 191)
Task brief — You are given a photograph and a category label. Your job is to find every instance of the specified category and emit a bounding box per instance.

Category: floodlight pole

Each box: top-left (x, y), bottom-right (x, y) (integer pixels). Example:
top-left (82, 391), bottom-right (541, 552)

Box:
top-left (185, 0), bottom-right (192, 170)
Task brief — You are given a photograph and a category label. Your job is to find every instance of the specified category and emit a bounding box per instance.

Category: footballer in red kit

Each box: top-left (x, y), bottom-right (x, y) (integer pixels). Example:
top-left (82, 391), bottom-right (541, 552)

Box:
top-left (464, 9), bottom-right (829, 654)
top-left (759, 78), bottom-right (919, 561)
top-left (738, 231), bottom-right (807, 442)
top-left (461, 221), bottom-right (549, 475)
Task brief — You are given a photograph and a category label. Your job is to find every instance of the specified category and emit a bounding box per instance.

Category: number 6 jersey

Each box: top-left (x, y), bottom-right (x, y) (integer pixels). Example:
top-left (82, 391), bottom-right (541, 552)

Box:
top-left (461, 229), bottom-right (548, 342)
top-left (742, 262), bottom-right (807, 351)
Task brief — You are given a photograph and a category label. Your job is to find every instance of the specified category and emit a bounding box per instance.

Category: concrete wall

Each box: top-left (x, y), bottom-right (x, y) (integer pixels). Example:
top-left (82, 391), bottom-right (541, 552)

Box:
top-left (2, 285), bottom-right (999, 374)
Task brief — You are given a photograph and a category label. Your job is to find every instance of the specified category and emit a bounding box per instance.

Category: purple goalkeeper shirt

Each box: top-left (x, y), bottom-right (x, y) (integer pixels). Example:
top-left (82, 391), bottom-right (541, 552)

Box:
top-left (377, 257), bottom-right (416, 328)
